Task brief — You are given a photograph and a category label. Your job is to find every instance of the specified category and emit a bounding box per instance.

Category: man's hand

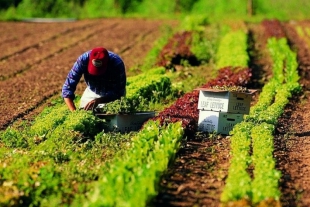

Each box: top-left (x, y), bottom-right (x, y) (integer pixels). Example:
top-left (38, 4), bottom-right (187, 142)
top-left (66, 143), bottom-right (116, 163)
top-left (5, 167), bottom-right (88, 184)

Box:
top-left (84, 99), bottom-right (99, 111)
top-left (84, 97), bottom-right (110, 111)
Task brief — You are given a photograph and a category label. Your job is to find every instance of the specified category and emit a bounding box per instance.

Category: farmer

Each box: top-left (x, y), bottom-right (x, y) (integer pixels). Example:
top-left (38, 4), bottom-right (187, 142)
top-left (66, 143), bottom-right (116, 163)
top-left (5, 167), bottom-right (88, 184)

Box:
top-left (62, 47), bottom-right (126, 111)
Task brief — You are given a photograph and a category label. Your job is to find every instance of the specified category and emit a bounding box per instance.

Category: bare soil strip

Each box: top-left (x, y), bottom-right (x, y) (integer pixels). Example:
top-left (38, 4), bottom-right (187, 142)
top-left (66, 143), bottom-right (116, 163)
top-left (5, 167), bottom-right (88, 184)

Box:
top-left (151, 136), bottom-right (230, 207)
top-left (273, 21), bottom-right (310, 207)
top-left (0, 20), bottom-right (98, 59)
top-left (0, 20), bottom-right (119, 80)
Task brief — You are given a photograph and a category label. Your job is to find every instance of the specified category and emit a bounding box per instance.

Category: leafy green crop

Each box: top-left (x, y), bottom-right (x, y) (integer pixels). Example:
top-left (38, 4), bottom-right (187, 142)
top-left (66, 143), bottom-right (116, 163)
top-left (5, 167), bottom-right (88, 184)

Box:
top-left (221, 37), bottom-right (300, 205)
top-left (101, 67), bottom-right (179, 114)
top-left (216, 30), bottom-right (249, 69)
top-left (83, 121), bottom-right (184, 207)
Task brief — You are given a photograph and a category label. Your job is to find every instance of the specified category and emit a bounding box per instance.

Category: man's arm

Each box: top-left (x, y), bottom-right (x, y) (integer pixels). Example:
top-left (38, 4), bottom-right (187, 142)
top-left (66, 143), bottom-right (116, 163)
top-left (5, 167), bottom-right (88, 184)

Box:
top-left (64, 97), bottom-right (76, 111)
top-left (62, 51), bottom-right (89, 110)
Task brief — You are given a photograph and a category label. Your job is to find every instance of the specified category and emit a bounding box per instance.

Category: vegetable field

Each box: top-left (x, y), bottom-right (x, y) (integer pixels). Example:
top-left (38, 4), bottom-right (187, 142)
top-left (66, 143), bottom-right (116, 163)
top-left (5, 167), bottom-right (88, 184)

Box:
top-left (1, 17), bottom-right (310, 207)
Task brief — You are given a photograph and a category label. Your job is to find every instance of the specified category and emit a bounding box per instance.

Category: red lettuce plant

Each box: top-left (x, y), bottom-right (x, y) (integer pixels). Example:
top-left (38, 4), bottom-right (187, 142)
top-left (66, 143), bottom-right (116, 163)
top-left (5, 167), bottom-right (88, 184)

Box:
top-left (151, 66), bottom-right (252, 138)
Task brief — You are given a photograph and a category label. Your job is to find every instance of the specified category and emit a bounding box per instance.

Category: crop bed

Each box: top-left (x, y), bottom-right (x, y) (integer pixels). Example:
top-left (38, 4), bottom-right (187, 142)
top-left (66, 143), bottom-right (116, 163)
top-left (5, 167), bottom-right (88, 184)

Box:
top-left (1, 18), bottom-right (310, 207)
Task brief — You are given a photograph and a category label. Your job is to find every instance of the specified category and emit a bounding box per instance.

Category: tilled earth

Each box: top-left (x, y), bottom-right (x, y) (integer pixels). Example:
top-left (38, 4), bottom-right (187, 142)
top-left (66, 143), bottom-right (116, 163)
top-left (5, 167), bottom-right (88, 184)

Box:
top-left (1, 18), bottom-right (310, 207)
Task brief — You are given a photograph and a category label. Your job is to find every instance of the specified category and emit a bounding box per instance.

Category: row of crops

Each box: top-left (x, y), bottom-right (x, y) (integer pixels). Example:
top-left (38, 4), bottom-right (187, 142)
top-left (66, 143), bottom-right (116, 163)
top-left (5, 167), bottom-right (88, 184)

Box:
top-left (220, 36), bottom-right (300, 206)
top-left (0, 18), bottom-right (302, 206)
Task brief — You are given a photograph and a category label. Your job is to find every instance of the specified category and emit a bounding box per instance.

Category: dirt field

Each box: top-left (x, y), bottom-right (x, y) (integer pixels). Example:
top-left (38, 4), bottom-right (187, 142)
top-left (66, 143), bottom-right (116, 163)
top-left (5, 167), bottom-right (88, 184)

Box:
top-left (1, 18), bottom-right (310, 207)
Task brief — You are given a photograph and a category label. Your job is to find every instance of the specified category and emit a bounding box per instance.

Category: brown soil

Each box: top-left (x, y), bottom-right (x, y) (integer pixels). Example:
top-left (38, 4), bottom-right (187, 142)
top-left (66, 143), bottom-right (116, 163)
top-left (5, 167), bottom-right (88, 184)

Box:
top-left (275, 21), bottom-right (310, 207)
top-left (1, 18), bottom-right (310, 207)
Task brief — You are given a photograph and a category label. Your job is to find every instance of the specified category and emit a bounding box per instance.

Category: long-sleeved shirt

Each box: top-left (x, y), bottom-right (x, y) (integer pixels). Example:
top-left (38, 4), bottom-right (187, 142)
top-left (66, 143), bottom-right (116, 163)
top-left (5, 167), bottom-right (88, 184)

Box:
top-left (62, 50), bottom-right (126, 101)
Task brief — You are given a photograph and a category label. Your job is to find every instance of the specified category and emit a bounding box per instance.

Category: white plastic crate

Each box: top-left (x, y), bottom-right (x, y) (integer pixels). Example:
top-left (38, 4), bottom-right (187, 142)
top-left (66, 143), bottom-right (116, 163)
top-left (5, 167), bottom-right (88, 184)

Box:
top-left (96, 111), bottom-right (156, 133)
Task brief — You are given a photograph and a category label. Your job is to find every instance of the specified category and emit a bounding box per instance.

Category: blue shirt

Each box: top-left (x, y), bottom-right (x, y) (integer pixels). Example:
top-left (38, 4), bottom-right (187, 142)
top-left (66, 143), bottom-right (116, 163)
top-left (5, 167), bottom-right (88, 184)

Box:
top-left (62, 50), bottom-right (126, 101)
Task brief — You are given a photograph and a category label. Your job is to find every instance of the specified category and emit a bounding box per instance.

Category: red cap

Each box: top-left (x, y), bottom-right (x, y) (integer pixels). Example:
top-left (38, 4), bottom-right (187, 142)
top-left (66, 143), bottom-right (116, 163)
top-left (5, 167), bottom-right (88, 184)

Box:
top-left (88, 47), bottom-right (109, 75)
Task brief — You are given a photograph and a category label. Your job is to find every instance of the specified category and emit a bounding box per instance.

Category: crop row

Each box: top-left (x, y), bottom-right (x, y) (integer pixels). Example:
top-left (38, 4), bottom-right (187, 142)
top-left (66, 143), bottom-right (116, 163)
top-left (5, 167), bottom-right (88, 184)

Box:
top-left (85, 121), bottom-right (183, 207)
top-left (220, 37), bottom-right (300, 206)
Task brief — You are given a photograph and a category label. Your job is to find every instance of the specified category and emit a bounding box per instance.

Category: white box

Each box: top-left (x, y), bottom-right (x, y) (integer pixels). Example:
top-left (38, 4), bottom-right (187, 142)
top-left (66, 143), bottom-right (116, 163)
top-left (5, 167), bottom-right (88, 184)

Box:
top-left (196, 88), bottom-right (256, 114)
top-left (96, 111), bottom-right (156, 133)
top-left (198, 110), bottom-right (244, 135)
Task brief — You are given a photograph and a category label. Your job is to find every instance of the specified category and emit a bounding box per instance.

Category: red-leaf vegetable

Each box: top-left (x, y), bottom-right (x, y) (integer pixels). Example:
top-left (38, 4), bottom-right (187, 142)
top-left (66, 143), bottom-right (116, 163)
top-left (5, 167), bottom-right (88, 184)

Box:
top-left (151, 66), bottom-right (252, 138)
